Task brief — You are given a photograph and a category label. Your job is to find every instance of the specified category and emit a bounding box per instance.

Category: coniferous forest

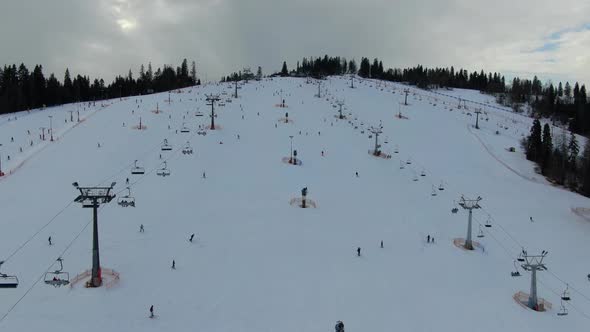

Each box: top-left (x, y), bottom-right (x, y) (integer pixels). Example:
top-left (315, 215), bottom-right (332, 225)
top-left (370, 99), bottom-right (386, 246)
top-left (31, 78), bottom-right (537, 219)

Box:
top-left (0, 59), bottom-right (200, 115)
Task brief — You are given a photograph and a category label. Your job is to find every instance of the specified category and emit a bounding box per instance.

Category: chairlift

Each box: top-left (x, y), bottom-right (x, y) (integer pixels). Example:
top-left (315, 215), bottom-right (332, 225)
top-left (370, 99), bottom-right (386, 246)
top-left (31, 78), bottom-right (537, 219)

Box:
top-left (406, 159), bottom-right (412, 165)
top-left (438, 182), bottom-right (445, 190)
top-left (517, 250), bottom-right (526, 262)
top-left (451, 200), bottom-right (459, 214)
top-left (421, 169), bottom-right (426, 177)
top-left (431, 186), bottom-right (437, 196)
top-left (180, 123), bottom-right (190, 133)
top-left (561, 284), bottom-right (571, 301)
top-left (195, 112), bottom-right (204, 117)
top-left (182, 142), bottom-right (193, 155)
top-left (484, 218), bottom-right (492, 228)
top-left (117, 187), bottom-right (135, 207)
top-left (477, 225), bottom-right (484, 238)
top-left (131, 160), bottom-right (145, 175)
top-left (161, 139), bottom-right (172, 151)
top-left (400, 161), bottom-right (405, 169)
top-left (511, 261), bottom-right (521, 277)
top-left (0, 261), bottom-right (19, 288)
top-left (156, 161), bottom-right (171, 177)
top-left (394, 146), bottom-right (399, 154)
top-left (413, 173), bottom-right (418, 182)
top-left (557, 300), bottom-right (568, 316)
top-left (44, 258), bottom-right (70, 287)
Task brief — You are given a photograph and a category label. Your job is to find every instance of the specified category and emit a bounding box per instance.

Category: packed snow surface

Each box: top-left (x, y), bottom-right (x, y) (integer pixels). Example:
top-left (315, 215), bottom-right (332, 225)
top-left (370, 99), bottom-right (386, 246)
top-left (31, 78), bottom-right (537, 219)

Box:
top-left (0, 76), bottom-right (589, 331)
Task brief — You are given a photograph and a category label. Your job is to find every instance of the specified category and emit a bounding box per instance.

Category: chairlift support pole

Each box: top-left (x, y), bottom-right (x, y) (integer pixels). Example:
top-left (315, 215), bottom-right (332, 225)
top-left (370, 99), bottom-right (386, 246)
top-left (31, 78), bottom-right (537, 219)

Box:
top-left (475, 109), bottom-right (482, 129)
top-left (369, 122), bottom-right (383, 156)
top-left (72, 182), bottom-right (116, 287)
top-left (458, 195), bottom-right (482, 250)
top-left (337, 100), bottom-right (345, 119)
top-left (521, 250), bottom-right (548, 311)
top-left (403, 89), bottom-right (410, 106)
top-left (206, 94), bottom-right (220, 130)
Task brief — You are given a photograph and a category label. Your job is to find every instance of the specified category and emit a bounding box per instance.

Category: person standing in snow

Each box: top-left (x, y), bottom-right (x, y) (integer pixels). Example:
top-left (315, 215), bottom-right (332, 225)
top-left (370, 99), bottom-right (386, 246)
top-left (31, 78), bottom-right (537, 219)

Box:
top-left (149, 305), bottom-right (154, 318)
top-left (357, 247), bottom-right (361, 256)
top-left (189, 234), bottom-right (195, 242)
top-left (380, 240), bottom-right (383, 248)
top-left (48, 236), bottom-right (52, 246)
top-left (140, 224), bottom-right (144, 233)
top-left (427, 235), bottom-right (430, 243)
top-left (171, 260), bottom-right (176, 269)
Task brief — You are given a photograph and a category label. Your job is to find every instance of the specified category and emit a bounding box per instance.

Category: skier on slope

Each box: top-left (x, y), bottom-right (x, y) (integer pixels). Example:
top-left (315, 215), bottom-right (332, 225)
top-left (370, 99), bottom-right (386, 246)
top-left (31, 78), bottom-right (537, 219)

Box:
top-left (149, 305), bottom-right (154, 318)
top-left (189, 234), bottom-right (195, 242)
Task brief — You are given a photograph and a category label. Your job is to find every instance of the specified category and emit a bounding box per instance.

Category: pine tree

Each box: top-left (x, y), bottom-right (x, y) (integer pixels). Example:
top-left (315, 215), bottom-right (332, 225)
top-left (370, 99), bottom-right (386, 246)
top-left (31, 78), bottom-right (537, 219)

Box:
top-left (526, 119), bottom-right (543, 162)
top-left (190, 61), bottom-right (197, 84)
top-left (256, 66), bottom-right (262, 80)
top-left (348, 59), bottom-right (357, 74)
top-left (581, 138), bottom-right (590, 195)
top-left (281, 61), bottom-right (288, 77)
top-left (557, 82), bottom-right (563, 97)
top-left (567, 131), bottom-right (579, 172)
top-left (358, 58), bottom-right (370, 77)
top-left (564, 82), bottom-right (572, 102)
top-left (541, 123), bottom-right (552, 174)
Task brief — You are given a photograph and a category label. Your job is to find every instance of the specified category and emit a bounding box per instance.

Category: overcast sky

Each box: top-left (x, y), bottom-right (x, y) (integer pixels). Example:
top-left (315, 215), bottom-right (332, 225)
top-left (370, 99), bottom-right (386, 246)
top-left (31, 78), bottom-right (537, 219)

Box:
top-left (1, 0), bottom-right (589, 85)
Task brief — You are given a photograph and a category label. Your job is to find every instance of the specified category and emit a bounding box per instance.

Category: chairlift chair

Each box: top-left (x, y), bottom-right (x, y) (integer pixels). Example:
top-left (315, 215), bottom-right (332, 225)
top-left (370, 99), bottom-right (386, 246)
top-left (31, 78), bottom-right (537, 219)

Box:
top-left (117, 187), bottom-right (135, 207)
top-left (511, 261), bottom-right (521, 277)
top-left (517, 250), bottom-right (526, 262)
top-left (161, 139), bottom-right (172, 151)
top-left (182, 142), bottom-right (193, 155)
top-left (561, 284), bottom-right (571, 301)
top-left (438, 182), bottom-right (445, 190)
top-left (406, 159), bottom-right (412, 165)
top-left (484, 218), bottom-right (492, 228)
top-left (400, 161), bottom-right (405, 169)
top-left (421, 169), bottom-right (426, 177)
top-left (431, 186), bottom-right (437, 196)
top-left (156, 161), bottom-right (171, 177)
top-left (394, 146), bottom-right (399, 154)
top-left (131, 160), bottom-right (145, 175)
top-left (557, 300), bottom-right (568, 316)
top-left (0, 261), bottom-right (18, 288)
top-left (477, 225), bottom-right (485, 238)
top-left (44, 258), bottom-right (70, 287)
top-left (180, 123), bottom-right (190, 133)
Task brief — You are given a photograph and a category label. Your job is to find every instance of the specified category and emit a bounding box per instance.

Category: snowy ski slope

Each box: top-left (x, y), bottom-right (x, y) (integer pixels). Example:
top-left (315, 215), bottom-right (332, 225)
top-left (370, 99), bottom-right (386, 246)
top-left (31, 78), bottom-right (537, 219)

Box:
top-left (0, 76), bottom-right (589, 331)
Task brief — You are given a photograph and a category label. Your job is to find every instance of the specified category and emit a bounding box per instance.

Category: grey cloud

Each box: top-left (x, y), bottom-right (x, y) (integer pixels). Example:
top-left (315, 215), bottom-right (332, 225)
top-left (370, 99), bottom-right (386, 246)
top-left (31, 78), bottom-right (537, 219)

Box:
top-left (0, 0), bottom-right (588, 84)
